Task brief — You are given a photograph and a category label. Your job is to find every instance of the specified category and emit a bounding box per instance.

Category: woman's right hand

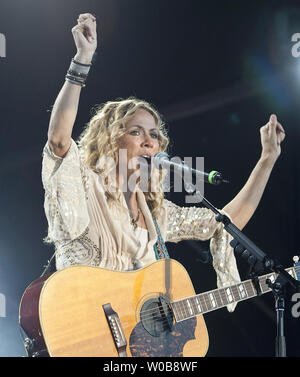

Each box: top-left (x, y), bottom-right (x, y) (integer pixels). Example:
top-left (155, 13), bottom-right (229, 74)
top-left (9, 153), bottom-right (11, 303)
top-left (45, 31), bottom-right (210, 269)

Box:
top-left (72, 13), bottom-right (97, 63)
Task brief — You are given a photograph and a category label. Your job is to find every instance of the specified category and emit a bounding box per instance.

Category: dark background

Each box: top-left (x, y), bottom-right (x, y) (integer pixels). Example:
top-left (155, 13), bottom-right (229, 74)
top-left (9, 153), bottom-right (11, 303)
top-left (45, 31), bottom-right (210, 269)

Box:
top-left (0, 0), bottom-right (300, 357)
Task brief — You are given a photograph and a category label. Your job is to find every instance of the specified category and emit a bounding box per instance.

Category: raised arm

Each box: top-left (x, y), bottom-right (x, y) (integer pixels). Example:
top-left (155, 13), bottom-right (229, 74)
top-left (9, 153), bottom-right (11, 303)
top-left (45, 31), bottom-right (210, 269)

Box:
top-left (48, 13), bottom-right (97, 157)
top-left (222, 114), bottom-right (286, 230)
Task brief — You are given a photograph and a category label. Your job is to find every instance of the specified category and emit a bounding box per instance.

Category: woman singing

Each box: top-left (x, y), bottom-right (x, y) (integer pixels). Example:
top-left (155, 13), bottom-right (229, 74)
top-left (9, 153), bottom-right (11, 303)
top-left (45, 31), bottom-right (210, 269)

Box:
top-left (42, 13), bottom-right (285, 313)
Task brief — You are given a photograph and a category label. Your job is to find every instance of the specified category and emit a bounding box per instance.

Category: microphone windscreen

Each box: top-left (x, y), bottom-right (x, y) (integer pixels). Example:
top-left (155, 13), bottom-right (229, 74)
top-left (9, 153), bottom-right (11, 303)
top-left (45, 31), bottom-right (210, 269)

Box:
top-left (153, 152), bottom-right (169, 169)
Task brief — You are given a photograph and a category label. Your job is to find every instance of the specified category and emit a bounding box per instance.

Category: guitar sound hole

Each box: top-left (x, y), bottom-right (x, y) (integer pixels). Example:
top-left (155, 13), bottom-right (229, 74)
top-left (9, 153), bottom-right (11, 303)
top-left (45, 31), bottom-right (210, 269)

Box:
top-left (140, 296), bottom-right (174, 337)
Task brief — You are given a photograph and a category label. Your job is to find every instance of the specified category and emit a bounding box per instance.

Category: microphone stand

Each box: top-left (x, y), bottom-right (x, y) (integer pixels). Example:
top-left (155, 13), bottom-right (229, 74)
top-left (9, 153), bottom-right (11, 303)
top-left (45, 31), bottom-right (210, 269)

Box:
top-left (192, 191), bottom-right (300, 357)
top-left (162, 157), bottom-right (300, 356)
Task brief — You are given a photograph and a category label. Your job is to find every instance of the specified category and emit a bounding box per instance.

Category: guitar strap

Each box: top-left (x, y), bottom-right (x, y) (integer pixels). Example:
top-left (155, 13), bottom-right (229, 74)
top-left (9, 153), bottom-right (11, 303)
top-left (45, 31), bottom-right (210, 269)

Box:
top-left (153, 218), bottom-right (170, 260)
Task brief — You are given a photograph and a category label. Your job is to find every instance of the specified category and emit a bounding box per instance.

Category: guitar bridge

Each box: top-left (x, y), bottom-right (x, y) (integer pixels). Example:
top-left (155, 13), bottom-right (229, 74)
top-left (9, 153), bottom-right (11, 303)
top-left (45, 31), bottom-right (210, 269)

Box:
top-left (102, 303), bottom-right (127, 357)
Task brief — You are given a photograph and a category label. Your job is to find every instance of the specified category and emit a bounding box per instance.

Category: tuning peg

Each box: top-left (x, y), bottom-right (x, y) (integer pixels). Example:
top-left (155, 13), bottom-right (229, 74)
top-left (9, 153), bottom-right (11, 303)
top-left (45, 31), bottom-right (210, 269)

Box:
top-left (293, 256), bottom-right (299, 263)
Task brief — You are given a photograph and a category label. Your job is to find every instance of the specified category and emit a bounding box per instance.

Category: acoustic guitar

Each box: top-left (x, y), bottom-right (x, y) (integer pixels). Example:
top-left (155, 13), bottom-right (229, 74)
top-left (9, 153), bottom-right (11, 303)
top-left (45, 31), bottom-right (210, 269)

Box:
top-left (19, 257), bottom-right (300, 357)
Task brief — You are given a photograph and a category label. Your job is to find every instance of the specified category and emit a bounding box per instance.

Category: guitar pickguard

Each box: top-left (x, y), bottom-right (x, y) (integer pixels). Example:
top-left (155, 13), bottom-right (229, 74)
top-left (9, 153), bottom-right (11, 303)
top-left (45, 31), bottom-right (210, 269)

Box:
top-left (129, 317), bottom-right (197, 357)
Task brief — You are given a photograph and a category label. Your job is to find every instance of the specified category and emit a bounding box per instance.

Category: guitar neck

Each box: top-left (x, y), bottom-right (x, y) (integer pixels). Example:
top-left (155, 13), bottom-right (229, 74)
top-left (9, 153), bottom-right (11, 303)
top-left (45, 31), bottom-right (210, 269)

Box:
top-left (171, 267), bottom-right (296, 322)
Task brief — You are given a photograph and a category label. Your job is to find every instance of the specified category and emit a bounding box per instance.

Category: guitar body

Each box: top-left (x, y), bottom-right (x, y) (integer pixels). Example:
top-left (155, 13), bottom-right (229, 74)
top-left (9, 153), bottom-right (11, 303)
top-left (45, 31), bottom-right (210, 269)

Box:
top-left (19, 259), bottom-right (209, 357)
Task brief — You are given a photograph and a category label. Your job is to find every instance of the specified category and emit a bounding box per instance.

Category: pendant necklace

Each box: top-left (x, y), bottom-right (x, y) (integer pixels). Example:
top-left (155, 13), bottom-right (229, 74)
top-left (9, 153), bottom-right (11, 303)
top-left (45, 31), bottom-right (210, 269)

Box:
top-left (130, 209), bottom-right (141, 230)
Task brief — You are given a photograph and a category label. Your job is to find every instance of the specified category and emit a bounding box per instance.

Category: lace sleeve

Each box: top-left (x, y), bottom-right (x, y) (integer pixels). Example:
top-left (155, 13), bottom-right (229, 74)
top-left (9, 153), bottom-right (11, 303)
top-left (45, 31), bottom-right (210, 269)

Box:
top-left (164, 199), bottom-right (220, 243)
top-left (164, 199), bottom-right (241, 311)
top-left (41, 139), bottom-right (90, 243)
top-left (209, 224), bottom-right (241, 312)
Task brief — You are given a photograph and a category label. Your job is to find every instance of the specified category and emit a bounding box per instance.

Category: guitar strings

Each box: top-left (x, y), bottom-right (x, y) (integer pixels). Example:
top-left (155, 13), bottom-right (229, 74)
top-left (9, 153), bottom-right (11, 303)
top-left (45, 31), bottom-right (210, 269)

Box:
top-left (137, 291), bottom-right (242, 323)
top-left (133, 288), bottom-right (248, 323)
top-left (135, 291), bottom-right (235, 325)
top-left (138, 273), bottom-right (275, 318)
top-left (131, 267), bottom-right (300, 323)
top-left (138, 282), bottom-right (277, 321)
top-left (137, 287), bottom-right (237, 317)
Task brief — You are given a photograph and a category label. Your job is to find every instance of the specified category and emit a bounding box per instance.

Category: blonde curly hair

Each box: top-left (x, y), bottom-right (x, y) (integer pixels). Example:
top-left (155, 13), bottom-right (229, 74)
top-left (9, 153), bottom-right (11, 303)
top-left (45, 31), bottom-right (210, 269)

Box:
top-left (77, 97), bottom-right (169, 219)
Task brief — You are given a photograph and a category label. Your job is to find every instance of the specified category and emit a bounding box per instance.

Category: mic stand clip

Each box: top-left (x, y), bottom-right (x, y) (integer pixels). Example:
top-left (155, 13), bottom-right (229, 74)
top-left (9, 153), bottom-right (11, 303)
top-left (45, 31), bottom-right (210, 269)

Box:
top-left (249, 266), bottom-right (262, 296)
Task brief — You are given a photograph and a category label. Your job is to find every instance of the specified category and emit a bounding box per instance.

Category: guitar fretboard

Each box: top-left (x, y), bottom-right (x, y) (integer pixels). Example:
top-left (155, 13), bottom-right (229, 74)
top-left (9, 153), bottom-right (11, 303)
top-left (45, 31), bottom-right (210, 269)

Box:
top-left (171, 267), bottom-right (296, 322)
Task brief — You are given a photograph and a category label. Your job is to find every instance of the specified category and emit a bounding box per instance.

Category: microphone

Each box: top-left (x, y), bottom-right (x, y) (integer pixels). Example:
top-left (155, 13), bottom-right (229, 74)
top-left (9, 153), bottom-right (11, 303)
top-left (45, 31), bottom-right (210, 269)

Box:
top-left (153, 152), bottom-right (229, 186)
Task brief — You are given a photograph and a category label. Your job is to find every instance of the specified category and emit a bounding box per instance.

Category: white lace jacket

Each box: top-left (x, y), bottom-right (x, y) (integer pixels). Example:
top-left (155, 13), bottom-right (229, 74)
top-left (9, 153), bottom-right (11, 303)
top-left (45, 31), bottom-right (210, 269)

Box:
top-left (42, 139), bottom-right (241, 311)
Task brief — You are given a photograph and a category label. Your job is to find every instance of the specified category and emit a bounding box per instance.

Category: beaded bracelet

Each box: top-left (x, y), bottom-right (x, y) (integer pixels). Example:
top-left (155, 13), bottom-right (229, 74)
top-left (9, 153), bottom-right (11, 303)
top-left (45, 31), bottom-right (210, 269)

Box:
top-left (65, 57), bottom-right (92, 87)
top-left (72, 58), bottom-right (92, 67)
top-left (65, 75), bottom-right (86, 87)
top-left (67, 69), bottom-right (88, 79)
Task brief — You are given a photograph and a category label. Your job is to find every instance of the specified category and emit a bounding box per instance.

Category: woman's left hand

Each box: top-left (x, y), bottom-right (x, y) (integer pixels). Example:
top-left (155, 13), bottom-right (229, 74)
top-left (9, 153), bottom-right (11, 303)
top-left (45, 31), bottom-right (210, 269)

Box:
top-left (223, 114), bottom-right (286, 230)
top-left (260, 114), bottom-right (286, 163)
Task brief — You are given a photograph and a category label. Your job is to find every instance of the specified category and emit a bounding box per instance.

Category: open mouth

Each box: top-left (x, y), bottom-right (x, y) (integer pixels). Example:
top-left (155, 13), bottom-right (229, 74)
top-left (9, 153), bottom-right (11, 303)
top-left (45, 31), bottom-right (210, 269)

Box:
top-left (137, 156), bottom-right (152, 176)
top-left (138, 155), bottom-right (152, 165)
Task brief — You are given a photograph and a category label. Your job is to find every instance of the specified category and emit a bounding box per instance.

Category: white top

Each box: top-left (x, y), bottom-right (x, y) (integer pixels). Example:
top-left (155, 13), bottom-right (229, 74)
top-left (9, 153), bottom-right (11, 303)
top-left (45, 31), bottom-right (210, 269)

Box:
top-left (131, 227), bottom-right (151, 270)
top-left (42, 139), bottom-right (242, 312)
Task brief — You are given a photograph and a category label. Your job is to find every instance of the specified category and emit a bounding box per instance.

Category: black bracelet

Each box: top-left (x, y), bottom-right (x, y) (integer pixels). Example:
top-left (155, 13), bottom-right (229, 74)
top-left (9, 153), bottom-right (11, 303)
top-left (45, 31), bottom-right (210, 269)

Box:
top-left (66, 73), bottom-right (86, 82)
top-left (72, 58), bottom-right (92, 67)
top-left (66, 74), bottom-right (83, 81)
top-left (65, 75), bottom-right (86, 87)
top-left (67, 69), bottom-right (88, 79)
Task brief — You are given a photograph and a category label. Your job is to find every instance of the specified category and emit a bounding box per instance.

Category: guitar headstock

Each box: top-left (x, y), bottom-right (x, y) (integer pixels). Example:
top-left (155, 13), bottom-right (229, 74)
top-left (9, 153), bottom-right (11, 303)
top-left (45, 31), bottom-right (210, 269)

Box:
top-left (293, 256), bottom-right (300, 281)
